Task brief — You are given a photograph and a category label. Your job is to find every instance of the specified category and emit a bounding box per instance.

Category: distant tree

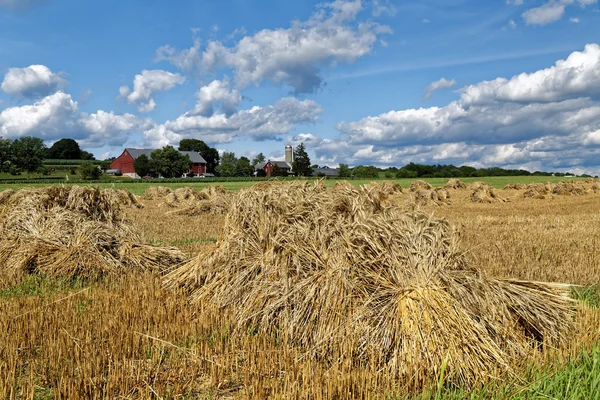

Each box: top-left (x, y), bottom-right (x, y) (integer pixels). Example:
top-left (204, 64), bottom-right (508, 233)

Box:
top-left (11, 136), bottom-right (47, 178)
top-left (251, 153), bottom-right (266, 167)
top-left (178, 139), bottom-right (220, 173)
top-left (150, 146), bottom-right (192, 178)
top-left (47, 138), bottom-right (82, 159)
top-left (338, 163), bottom-right (351, 178)
top-left (292, 143), bottom-right (312, 177)
top-left (236, 156), bottom-right (254, 177)
top-left (216, 151), bottom-right (238, 177)
top-left (0, 137), bottom-right (12, 173)
top-left (271, 164), bottom-right (288, 177)
top-left (256, 168), bottom-right (267, 177)
top-left (80, 150), bottom-right (95, 160)
top-left (352, 165), bottom-right (380, 179)
top-left (310, 164), bottom-right (319, 169)
top-left (101, 157), bottom-right (116, 171)
top-left (133, 154), bottom-right (152, 177)
top-left (78, 162), bottom-right (102, 180)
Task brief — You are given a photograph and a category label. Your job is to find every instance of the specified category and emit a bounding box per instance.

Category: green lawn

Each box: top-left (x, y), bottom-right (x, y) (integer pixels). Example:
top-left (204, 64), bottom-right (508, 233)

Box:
top-left (0, 175), bottom-right (582, 195)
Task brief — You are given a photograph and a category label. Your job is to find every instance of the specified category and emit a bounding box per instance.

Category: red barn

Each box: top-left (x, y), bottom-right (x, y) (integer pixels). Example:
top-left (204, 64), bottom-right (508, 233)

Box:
top-left (110, 148), bottom-right (207, 178)
top-left (254, 160), bottom-right (292, 177)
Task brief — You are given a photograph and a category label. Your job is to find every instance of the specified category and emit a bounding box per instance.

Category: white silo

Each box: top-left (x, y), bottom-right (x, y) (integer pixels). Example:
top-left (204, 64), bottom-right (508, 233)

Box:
top-left (285, 145), bottom-right (294, 165)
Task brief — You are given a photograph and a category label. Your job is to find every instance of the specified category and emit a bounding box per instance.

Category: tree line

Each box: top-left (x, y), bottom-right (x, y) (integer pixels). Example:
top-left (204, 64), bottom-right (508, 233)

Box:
top-left (0, 137), bottom-right (98, 178)
top-left (317, 163), bottom-right (593, 179)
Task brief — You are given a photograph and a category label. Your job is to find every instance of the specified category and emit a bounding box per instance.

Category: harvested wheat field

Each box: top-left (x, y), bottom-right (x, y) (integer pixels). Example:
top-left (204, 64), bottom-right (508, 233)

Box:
top-left (1, 180), bottom-right (600, 399)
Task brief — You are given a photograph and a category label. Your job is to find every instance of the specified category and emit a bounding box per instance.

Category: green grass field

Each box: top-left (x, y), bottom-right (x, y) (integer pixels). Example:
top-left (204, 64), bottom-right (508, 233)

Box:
top-left (0, 175), bottom-right (582, 195)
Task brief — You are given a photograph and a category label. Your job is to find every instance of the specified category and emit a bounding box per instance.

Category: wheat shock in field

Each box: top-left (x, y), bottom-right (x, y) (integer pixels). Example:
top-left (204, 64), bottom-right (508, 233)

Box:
top-left (166, 181), bottom-right (576, 390)
top-left (0, 186), bottom-right (184, 284)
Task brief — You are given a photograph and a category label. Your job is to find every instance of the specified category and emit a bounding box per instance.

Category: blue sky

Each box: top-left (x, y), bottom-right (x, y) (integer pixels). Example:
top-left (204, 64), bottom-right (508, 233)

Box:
top-left (0, 0), bottom-right (599, 174)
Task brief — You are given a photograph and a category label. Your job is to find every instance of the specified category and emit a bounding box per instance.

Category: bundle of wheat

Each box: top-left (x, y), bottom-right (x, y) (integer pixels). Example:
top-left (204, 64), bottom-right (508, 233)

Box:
top-left (504, 184), bottom-right (526, 190)
top-left (412, 188), bottom-right (451, 206)
top-left (0, 189), bottom-right (15, 205)
top-left (144, 186), bottom-right (173, 200)
top-left (470, 182), bottom-right (507, 203)
top-left (201, 185), bottom-right (228, 197)
top-left (552, 182), bottom-right (587, 196)
top-left (164, 187), bottom-right (204, 207)
top-left (444, 179), bottom-right (467, 190)
top-left (0, 186), bottom-right (185, 282)
top-left (113, 189), bottom-right (144, 208)
top-left (592, 183), bottom-right (600, 193)
top-left (166, 181), bottom-right (574, 390)
top-left (410, 180), bottom-right (433, 191)
top-left (166, 186), bottom-right (232, 215)
top-left (169, 198), bottom-right (230, 216)
top-left (363, 181), bottom-right (404, 196)
top-left (523, 183), bottom-right (554, 199)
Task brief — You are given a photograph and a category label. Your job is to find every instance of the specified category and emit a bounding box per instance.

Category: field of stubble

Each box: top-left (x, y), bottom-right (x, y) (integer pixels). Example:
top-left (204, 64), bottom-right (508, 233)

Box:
top-left (1, 182), bottom-right (600, 399)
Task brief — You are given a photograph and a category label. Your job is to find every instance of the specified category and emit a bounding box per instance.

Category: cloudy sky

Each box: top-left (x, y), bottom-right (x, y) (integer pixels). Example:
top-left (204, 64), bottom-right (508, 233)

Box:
top-left (0, 0), bottom-right (599, 174)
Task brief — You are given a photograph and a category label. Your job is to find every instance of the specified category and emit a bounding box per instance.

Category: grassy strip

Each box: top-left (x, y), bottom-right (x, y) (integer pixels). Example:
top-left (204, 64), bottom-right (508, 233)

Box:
top-left (0, 276), bottom-right (87, 299)
top-left (572, 286), bottom-right (600, 308)
top-left (409, 344), bottom-right (600, 399)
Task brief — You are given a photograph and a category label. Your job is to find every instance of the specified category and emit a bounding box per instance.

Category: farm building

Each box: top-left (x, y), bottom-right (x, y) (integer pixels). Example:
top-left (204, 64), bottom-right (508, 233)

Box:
top-left (110, 148), bottom-right (207, 178)
top-left (255, 160), bottom-right (293, 177)
top-left (312, 167), bottom-right (339, 177)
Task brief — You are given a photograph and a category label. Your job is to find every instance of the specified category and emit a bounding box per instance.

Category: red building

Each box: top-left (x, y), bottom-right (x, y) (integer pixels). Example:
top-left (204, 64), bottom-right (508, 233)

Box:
top-left (255, 160), bottom-right (292, 177)
top-left (110, 148), bottom-right (207, 178)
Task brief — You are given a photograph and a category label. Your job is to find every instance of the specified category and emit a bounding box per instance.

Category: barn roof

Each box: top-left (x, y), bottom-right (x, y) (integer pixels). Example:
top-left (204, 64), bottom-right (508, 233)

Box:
top-left (312, 167), bottom-right (339, 177)
top-left (255, 161), bottom-right (292, 170)
top-left (125, 148), bottom-right (206, 164)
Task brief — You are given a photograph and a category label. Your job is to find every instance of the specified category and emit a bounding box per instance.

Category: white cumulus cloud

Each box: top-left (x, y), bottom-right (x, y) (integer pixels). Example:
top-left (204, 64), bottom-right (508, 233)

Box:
top-left (119, 69), bottom-right (185, 113)
top-left (1, 65), bottom-right (67, 98)
top-left (423, 78), bottom-right (457, 100)
top-left (307, 44), bottom-right (600, 174)
top-left (190, 78), bottom-right (242, 117)
top-left (0, 90), bottom-right (153, 148)
top-left (155, 0), bottom-right (390, 94)
top-left (144, 97), bottom-right (322, 147)
top-left (0, 91), bottom-right (77, 138)
top-left (522, 0), bottom-right (597, 25)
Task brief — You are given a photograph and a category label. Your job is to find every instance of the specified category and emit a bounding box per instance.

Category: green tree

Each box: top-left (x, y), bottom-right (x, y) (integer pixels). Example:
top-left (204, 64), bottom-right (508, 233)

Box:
top-left (149, 146), bottom-right (192, 178)
top-left (46, 138), bottom-right (82, 159)
top-left (216, 151), bottom-right (237, 177)
top-left (251, 153), bottom-right (266, 167)
top-left (11, 136), bottom-right (47, 178)
top-left (80, 150), bottom-right (95, 160)
top-left (133, 154), bottom-right (152, 177)
top-left (352, 165), bottom-right (380, 179)
top-left (101, 157), bottom-right (116, 171)
top-left (78, 162), bottom-right (102, 180)
top-left (338, 163), bottom-right (351, 178)
top-left (178, 139), bottom-right (220, 173)
top-left (0, 137), bottom-right (12, 173)
top-left (271, 164), bottom-right (288, 177)
top-left (292, 143), bottom-right (312, 177)
top-left (235, 156), bottom-right (254, 177)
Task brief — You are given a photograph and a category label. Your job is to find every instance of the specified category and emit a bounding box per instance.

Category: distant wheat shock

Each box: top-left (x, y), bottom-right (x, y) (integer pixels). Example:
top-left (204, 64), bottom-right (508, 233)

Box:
top-left (0, 186), bottom-right (184, 284)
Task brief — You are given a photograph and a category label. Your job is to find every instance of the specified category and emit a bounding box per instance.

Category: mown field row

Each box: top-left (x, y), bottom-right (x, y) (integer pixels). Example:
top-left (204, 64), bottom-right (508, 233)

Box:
top-left (0, 175), bottom-right (583, 195)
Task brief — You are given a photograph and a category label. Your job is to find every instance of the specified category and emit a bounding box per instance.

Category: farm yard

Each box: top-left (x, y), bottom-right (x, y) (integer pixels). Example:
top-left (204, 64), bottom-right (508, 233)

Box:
top-left (1, 178), bottom-right (600, 399)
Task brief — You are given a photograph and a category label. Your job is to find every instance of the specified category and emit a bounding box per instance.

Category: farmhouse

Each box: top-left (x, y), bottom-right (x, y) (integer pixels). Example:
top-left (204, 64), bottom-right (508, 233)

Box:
top-left (110, 148), bottom-right (207, 178)
top-left (255, 160), bottom-right (292, 177)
